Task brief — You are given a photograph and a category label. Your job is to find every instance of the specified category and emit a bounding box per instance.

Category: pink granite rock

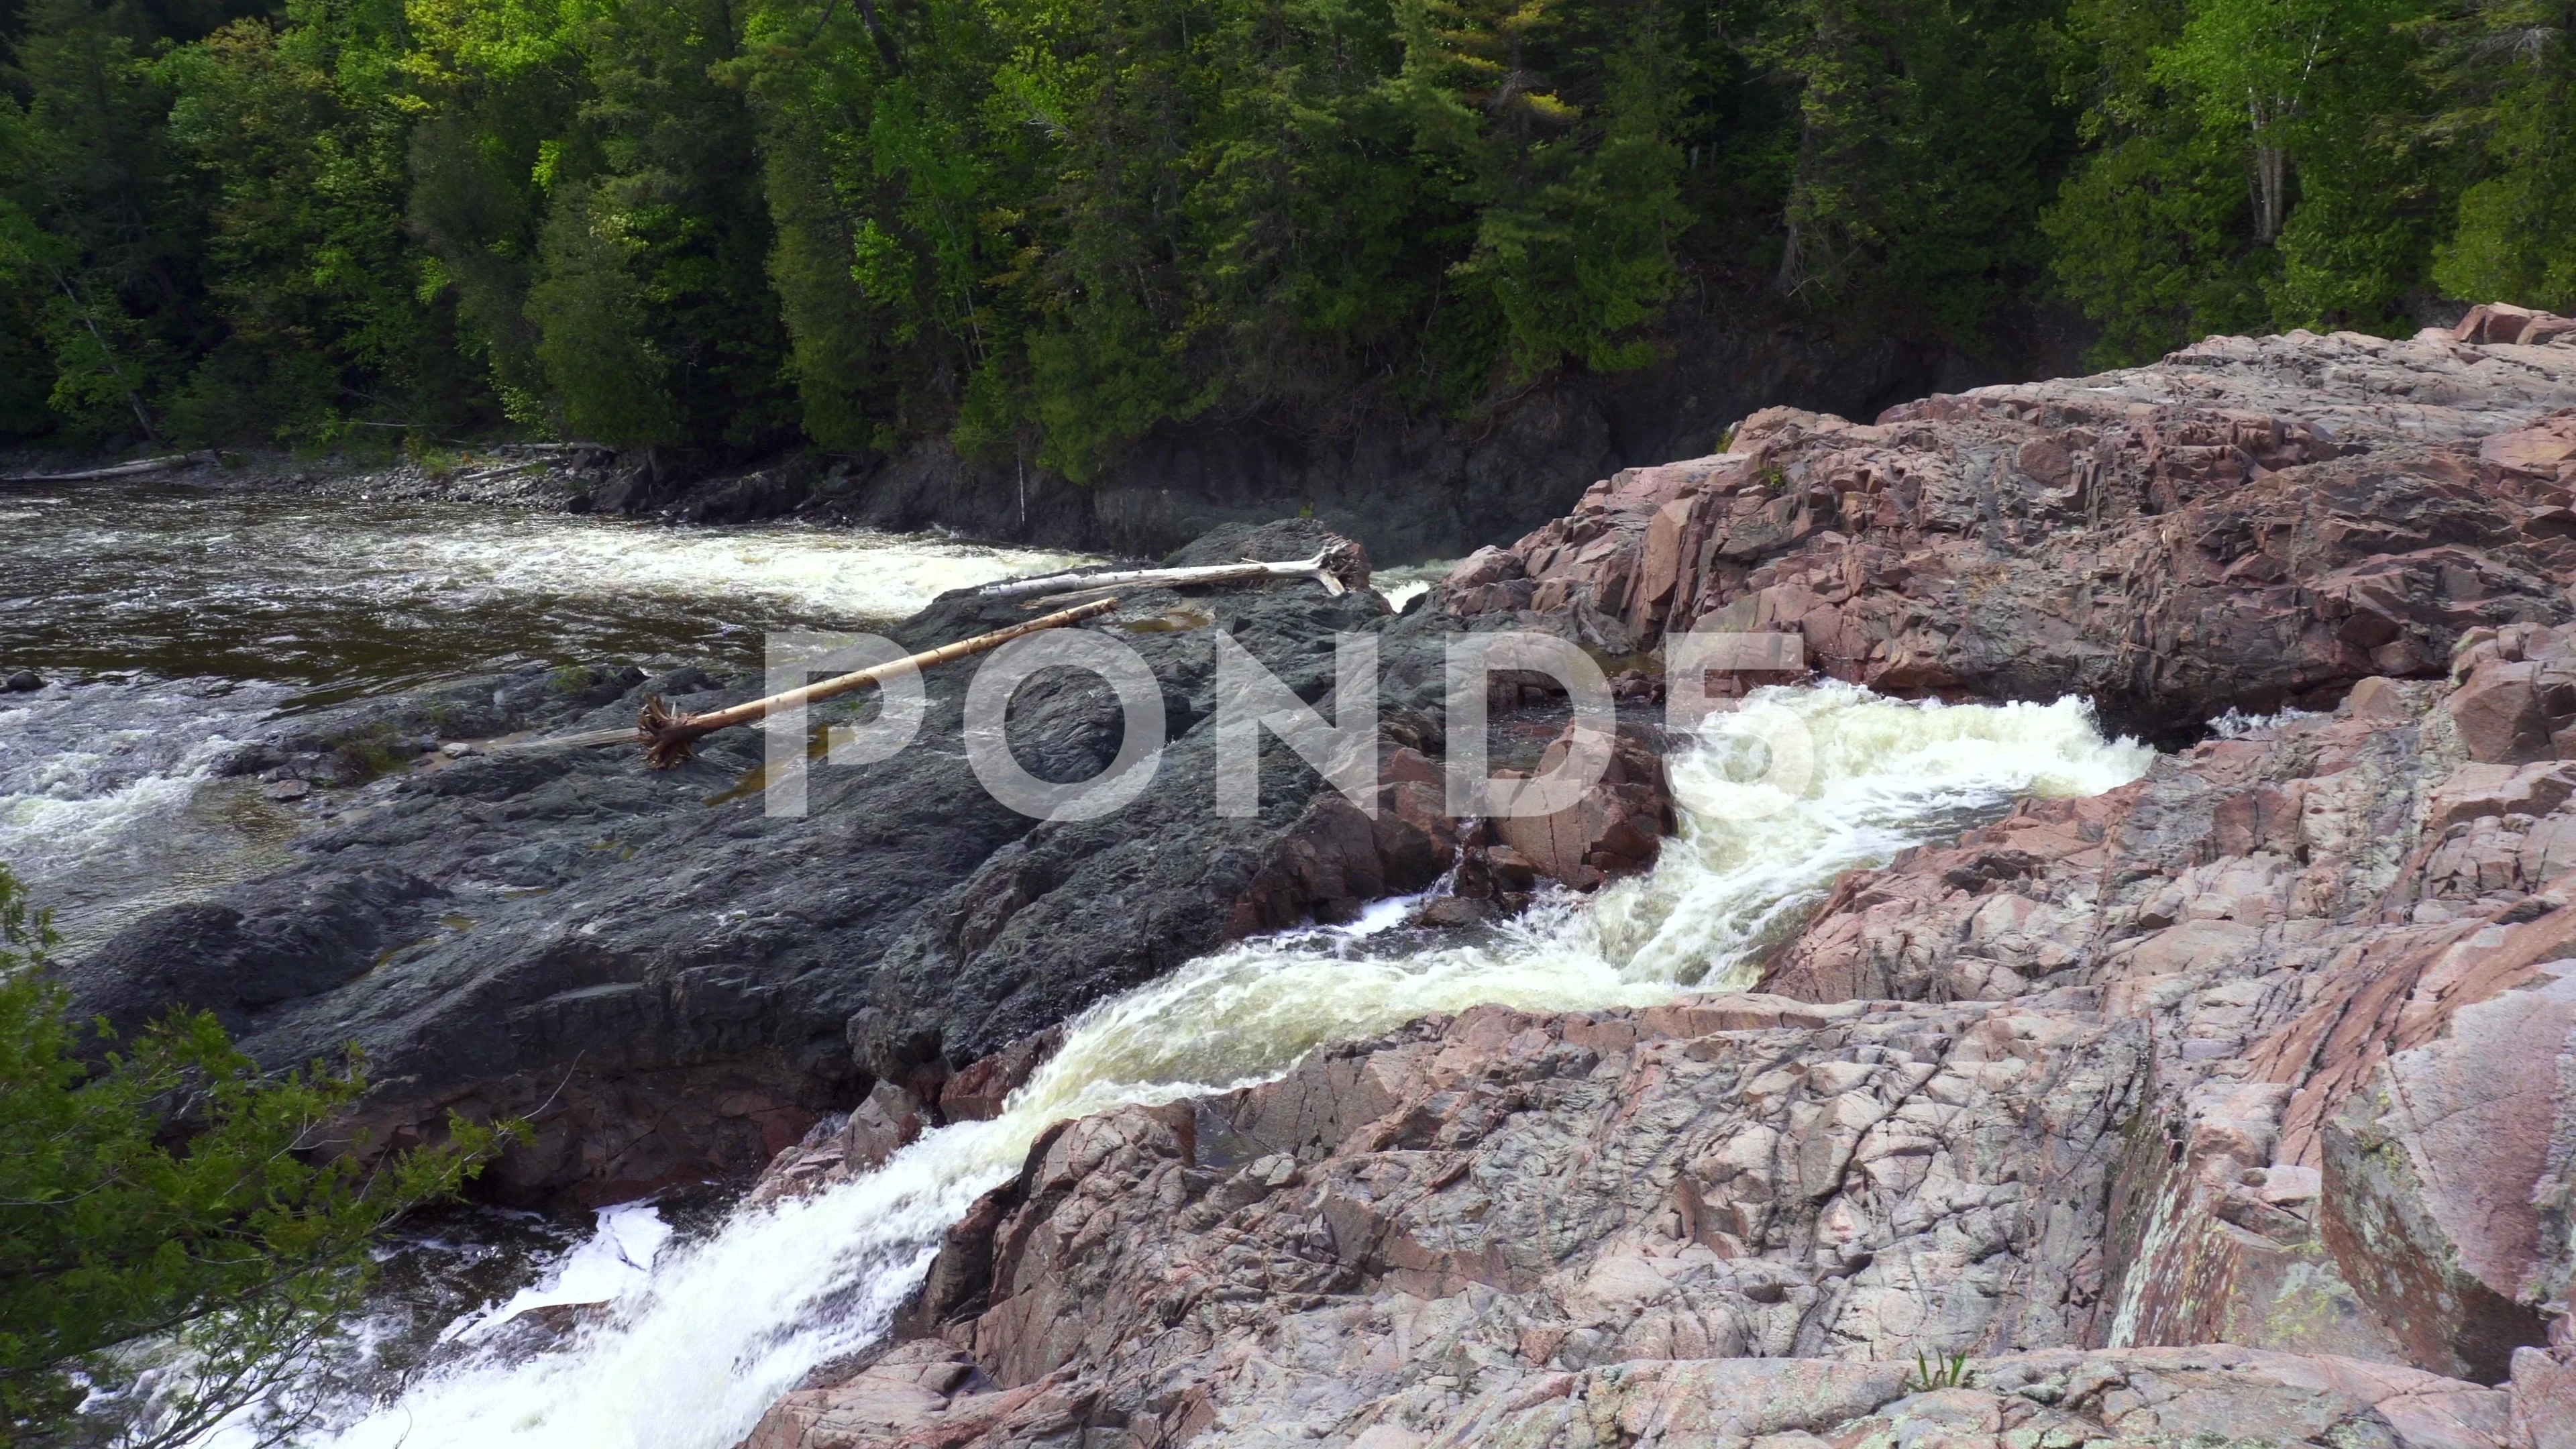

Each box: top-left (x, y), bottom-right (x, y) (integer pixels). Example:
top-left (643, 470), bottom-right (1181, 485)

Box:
top-left (1441, 328), bottom-right (2576, 733)
top-left (1487, 720), bottom-right (1674, 890)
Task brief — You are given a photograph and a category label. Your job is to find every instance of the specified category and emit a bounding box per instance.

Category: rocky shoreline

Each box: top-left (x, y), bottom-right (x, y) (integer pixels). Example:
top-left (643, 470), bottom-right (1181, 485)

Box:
top-left (3, 311), bottom-right (2083, 568)
top-left (794, 657), bottom-right (2576, 1447)
top-left (730, 311), bottom-right (2576, 1446)
top-left (55, 515), bottom-right (1684, 1204)
top-left (46, 306), bottom-right (2576, 1444)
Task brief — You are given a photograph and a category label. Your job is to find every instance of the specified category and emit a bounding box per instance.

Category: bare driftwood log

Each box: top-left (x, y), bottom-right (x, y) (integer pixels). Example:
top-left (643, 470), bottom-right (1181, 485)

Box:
top-left (635, 596), bottom-right (1122, 767)
top-left (973, 549), bottom-right (1352, 607)
top-left (1, 451), bottom-right (218, 484)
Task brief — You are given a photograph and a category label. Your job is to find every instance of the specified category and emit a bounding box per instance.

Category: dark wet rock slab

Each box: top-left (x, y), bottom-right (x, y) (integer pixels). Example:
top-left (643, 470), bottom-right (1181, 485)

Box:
top-left (57, 521), bottom-right (1532, 1201)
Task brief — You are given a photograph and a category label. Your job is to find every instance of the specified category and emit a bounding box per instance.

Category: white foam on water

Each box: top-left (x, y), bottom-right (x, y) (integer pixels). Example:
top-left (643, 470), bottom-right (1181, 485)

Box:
top-left (15, 492), bottom-right (1093, 638)
top-left (307, 684), bottom-right (2149, 1449)
top-left (1371, 559), bottom-right (1460, 612)
top-left (0, 681), bottom-right (298, 945)
top-left (333, 518), bottom-right (1093, 627)
top-left (2206, 704), bottom-right (2330, 740)
top-left (441, 1204), bottom-right (676, 1344)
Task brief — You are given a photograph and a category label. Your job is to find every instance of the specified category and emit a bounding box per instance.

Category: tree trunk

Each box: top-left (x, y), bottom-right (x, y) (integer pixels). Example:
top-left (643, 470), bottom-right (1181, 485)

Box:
top-left (2248, 93), bottom-right (2289, 245)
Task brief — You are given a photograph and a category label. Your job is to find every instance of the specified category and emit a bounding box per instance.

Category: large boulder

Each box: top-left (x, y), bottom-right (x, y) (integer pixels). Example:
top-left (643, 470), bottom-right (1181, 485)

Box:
top-left (1488, 719), bottom-right (1674, 891)
top-left (1442, 325), bottom-right (2576, 737)
top-left (750, 1345), bottom-right (2514, 1449)
top-left (746, 999), bottom-right (2521, 1449)
top-left (2445, 624), bottom-right (2576, 763)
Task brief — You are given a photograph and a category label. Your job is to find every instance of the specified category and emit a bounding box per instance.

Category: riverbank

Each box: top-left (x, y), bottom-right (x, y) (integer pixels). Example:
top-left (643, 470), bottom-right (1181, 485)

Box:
top-left (2, 309), bottom-right (2092, 567)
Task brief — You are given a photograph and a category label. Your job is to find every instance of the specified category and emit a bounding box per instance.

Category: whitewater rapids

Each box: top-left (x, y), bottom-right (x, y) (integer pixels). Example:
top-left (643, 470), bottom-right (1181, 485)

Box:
top-left (308, 685), bottom-right (2150, 1449)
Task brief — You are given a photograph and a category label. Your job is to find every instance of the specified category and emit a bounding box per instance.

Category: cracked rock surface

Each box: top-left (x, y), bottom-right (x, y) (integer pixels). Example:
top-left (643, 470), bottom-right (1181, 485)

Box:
top-left (1440, 323), bottom-right (2576, 739)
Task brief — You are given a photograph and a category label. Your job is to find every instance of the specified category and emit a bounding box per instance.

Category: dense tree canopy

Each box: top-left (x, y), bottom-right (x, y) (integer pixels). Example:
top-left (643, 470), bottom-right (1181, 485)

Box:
top-left (2, 0), bottom-right (2569, 462)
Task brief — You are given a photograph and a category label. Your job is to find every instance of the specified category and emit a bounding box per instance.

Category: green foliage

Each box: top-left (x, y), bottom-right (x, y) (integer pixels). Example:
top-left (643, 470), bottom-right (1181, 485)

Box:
top-left (393, 0), bottom-right (581, 428)
top-left (327, 718), bottom-right (413, 777)
top-left (538, 0), bottom-right (796, 444)
top-left (0, 0), bottom-right (207, 443)
top-left (1903, 1348), bottom-right (1975, 1391)
top-left (528, 178), bottom-right (684, 442)
top-left (2421, 0), bottom-right (2576, 309)
top-left (1750, 0), bottom-right (2067, 341)
top-left (2041, 118), bottom-right (2274, 363)
top-left (3, 0), bottom-right (2573, 455)
top-left (0, 862), bottom-right (521, 1447)
top-left (1396, 0), bottom-right (1690, 382)
top-left (732, 0), bottom-right (1723, 472)
top-left (2044, 0), bottom-right (2453, 364)
top-left (159, 0), bottom-right (472, 443)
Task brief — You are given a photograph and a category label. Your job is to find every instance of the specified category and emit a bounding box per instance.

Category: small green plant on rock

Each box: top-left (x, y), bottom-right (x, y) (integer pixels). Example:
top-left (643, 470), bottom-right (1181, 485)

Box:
top-left (331, 720), bottom-right (413, 780)
top-left (1904, 1349), bottom-right (1974, 1393)
top-left (409, 443), bottom-right (464, 480)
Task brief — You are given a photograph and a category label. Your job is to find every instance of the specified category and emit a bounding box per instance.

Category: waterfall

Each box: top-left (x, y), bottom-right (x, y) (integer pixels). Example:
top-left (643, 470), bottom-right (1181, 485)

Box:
top-left (309, 684), bottom-right (2151, 1448)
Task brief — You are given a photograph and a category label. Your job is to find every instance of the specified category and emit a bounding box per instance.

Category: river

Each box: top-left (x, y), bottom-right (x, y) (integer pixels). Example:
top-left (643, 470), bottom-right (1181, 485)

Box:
top-left (1, 481), bottom-right (2154, 1447)
top-left (0, 482), bottom-right (1090, 947)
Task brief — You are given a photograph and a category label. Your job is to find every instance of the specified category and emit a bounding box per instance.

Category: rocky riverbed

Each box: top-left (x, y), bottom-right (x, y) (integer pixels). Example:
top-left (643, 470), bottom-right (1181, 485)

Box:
top-left (38, 307), bottom-right (2576, 1446)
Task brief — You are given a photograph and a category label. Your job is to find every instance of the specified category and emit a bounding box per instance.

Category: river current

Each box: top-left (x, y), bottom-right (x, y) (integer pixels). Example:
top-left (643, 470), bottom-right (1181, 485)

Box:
top-left (1, 480), bottom-right (2154, 1446)
top-left (0, 482), bottom-right (1088, 946)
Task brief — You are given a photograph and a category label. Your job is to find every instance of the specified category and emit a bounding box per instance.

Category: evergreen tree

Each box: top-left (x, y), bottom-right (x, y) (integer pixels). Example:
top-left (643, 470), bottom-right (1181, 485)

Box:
top-left (4, 0), bottom-right (2573, 455)
top-left (1751, 0), bottom-right (2065, 342)
top-left (0, 0), bottom-right (207, 443)
top-left (2422, 0), bottom-right (2576, 308)
top-left (161, 0), bottom-right (474, 442)
top-left (2045, 0), bottom-right (2449, 362)
top-left (527, 0), bottom-right (795, 445)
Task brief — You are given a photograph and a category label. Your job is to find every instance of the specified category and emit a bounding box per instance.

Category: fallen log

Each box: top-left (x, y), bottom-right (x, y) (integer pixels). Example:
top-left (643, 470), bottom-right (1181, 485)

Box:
top-left (0, 450), bottom-right (218, 484)
top-left (635, 596), bottom-right (1122, 767)
top-left (973, 549), bottom-right (1348, 605)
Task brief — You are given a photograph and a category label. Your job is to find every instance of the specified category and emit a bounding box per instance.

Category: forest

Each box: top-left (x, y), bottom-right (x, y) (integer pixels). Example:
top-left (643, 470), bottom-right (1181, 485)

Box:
top-left (1, 0), bottom-right (2569, 474)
